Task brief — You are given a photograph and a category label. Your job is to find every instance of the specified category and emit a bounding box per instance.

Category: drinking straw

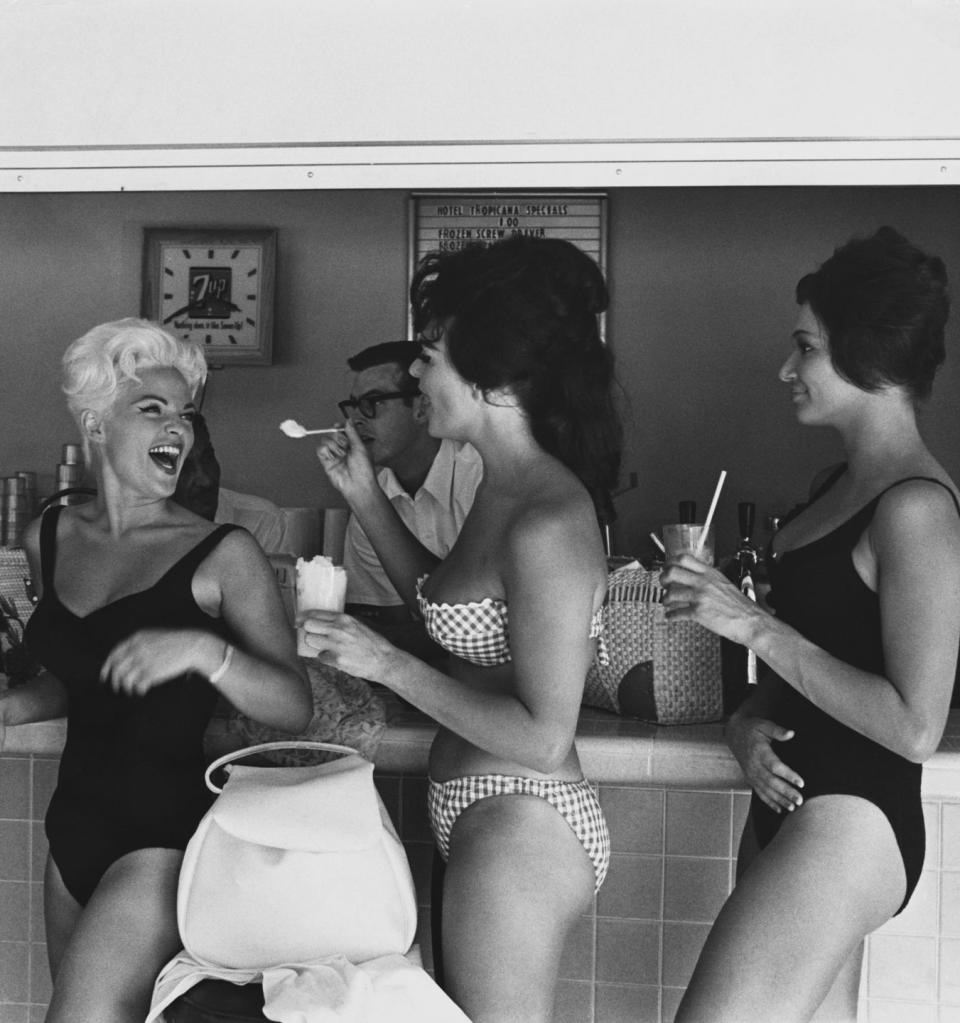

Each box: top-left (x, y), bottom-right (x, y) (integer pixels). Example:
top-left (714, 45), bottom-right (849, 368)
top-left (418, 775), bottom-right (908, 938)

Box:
top-left (649, 532), bottom-right (666, 553)
top-left (740, 569), bottom-right (758, 685)
top-left (696, 470), bottom-right (727, 556)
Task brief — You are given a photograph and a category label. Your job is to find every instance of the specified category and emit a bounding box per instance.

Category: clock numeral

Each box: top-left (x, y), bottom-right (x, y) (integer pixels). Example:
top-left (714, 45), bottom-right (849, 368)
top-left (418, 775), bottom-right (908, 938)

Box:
top-left (231, 250), bottom-right (240, 260)
top-left (246, 268), bottom-right (258, 278)
top-left (182, 249), bottom-right (192, 259)
top-left (164, 267), bottom-right (175, 277)
top-left (246, 318), bottom-right (256, 328)
top-left (228, 335), bottom-right (239, 345)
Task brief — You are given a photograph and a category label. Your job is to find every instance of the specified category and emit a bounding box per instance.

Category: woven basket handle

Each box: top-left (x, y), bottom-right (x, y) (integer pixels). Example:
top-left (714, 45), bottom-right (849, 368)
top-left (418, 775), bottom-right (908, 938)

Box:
top-left (204, 740), bottom-right (360, 794)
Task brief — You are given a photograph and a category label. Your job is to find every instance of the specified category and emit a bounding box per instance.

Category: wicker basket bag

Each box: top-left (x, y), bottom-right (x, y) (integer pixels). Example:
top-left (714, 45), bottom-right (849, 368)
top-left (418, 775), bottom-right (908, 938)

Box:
top-left (0, 547), bottom-right (34, 624)
top-left (584, 566), bottom-right (722, 725)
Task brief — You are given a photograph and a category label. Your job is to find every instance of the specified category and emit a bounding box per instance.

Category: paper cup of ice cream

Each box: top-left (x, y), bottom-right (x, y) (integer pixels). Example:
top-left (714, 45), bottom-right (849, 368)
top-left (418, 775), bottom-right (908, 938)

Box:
top-left (295, 555), bottom-right (347, 656)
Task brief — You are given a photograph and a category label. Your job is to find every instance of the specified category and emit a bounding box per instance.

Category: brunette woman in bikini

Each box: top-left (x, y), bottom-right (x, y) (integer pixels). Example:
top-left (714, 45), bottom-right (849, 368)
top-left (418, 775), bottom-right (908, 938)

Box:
top-left (303, 236), bottom-right (623, 1023)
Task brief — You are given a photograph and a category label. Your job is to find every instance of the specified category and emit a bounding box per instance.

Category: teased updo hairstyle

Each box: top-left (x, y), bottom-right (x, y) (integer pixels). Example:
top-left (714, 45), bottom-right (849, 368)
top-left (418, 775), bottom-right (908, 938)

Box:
top-left (63, 318), bottom-right (207, 457)
top-left (796, 226), bottom-right (949, 401)
top-left (410, 236), bottom-right (622, 516)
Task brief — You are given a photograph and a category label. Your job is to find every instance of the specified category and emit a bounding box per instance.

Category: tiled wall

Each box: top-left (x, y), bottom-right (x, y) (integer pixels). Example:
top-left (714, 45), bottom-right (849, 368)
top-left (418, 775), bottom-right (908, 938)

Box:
top-left (2, 754), bottom-right (958, 1023)
top-left (0, 754), bottom-right (57, 1023)
top-left (373, 776), bottom-right (960, 1023)
top-left (863, 800), bottom-right (960, 1023)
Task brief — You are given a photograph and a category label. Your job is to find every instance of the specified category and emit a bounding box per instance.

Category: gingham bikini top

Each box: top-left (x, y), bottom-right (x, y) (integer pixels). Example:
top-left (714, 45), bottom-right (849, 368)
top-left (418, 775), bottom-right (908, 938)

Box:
top-left (416, 575), bottom-right (605, 668)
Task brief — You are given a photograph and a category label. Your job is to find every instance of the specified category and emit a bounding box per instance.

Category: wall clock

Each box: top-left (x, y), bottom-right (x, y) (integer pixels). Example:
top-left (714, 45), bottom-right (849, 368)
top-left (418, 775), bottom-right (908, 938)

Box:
top-left (141, 227), bottom-right (277, 366)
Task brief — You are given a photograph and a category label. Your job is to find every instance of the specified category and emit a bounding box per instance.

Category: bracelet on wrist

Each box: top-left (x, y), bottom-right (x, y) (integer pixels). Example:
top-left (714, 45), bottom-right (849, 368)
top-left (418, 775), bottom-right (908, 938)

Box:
top-left (208, 642), bottom-right (235, 687)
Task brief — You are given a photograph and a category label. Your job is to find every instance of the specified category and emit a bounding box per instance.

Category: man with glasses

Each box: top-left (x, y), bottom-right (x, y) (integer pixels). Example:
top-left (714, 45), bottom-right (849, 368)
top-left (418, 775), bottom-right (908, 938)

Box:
top-left (332, 341), bottom-right (482, 657)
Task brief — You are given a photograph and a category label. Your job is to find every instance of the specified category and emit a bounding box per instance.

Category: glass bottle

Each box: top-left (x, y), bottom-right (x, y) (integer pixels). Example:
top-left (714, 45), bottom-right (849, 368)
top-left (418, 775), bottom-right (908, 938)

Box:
top-left (721, 501), bottom-right (759, 712)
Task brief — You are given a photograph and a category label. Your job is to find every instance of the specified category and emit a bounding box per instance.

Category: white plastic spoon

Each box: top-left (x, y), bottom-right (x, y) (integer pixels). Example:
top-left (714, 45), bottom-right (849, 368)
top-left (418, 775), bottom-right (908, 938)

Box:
top-left (279, 419), bottom-right (344, 438)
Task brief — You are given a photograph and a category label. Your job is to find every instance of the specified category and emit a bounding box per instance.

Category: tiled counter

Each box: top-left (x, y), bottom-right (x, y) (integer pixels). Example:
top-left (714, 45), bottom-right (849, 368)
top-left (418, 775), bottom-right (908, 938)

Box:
top-left (1, 698), bottom-right (958, 1023)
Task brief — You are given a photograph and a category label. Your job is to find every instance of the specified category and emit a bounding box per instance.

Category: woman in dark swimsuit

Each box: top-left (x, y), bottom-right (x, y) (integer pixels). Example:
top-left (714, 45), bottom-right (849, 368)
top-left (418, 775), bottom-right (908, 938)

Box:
top-left (0, 319), bottom-right (311, 1022)
top-left (662, 228), bottom-right (960, 1023)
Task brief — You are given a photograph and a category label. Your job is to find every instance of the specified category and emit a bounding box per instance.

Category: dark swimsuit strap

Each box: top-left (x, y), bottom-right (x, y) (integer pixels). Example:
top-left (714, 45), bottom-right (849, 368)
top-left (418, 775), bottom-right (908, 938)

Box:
top-left (872, 475), bottom-right (960, 518)
top-left (810, 462), bottom-right (849, 502)
top-left (770, 471), bottom-right (960, 563)
top-left (162, 523), bottom-right (241, 585)
top-left (802, 467), bottom-right (959, 521)
top-left (37, 503), bottom-right (241, 599)
top-left (38, 504), bottom-right (64, 592)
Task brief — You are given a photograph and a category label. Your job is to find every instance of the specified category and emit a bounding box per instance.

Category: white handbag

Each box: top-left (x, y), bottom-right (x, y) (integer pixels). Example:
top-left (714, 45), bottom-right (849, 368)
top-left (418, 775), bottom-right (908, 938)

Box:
top-left (177, 741), bottom-right (418, 969)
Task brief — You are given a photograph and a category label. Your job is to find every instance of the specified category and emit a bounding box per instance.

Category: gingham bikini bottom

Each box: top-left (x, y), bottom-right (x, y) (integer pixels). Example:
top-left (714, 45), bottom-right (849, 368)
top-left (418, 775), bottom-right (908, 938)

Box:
top-left (427, 773), bottom-right (610, 890)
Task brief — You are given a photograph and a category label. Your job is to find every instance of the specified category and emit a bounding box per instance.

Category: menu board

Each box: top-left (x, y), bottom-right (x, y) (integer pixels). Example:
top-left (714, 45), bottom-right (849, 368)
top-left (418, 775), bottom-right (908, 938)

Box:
top-left (410, 191), bottom-right (607, 269)
top-left (408, 193), bottom-right (606, 333)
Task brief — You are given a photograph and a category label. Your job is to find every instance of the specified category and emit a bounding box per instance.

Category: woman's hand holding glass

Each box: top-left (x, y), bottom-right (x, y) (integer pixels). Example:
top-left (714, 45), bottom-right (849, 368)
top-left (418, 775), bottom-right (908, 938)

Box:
top-left (297, 608), bottom-right (400, 682)
top-left (660, 553), bottom-right (765, 646)
top-left (315, 418), bottom-right (380, 501)
top-left (661, 554), bottom-right (805, 809)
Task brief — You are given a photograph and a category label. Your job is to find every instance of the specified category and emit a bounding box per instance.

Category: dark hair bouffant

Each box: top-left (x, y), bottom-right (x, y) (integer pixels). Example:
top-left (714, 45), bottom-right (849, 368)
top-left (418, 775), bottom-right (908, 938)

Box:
top-left (796, 226), bottom-right (950, 401)
top-left (410, 235), bottom-right (622, 518)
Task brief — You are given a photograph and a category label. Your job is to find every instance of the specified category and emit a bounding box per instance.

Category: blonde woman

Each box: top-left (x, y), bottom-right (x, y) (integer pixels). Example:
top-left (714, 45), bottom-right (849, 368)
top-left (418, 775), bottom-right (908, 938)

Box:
top-left (0, 319), bottom-right (311, 1022)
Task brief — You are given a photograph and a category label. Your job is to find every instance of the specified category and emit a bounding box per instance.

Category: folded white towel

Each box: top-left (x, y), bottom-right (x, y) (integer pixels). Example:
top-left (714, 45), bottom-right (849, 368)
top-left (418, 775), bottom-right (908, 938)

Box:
top-left (146, 948), bottom-right (470, 1023)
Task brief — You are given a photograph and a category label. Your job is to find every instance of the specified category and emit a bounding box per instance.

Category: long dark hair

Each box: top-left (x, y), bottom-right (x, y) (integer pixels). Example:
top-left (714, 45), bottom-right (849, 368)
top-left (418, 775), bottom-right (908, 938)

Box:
top-left (411, 236), bottom-right (622, 519)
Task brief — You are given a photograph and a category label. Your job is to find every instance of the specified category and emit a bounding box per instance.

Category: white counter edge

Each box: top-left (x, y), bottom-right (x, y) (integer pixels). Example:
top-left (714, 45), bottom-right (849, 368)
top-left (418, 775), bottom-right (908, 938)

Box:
top-left (6, 713), bottom-right (958, 798)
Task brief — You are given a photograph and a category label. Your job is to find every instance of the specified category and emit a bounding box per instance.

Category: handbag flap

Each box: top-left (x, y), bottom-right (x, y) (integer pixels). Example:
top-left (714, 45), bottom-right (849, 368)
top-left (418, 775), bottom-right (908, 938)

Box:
top-left (210, 754), bottom-right (383, 851)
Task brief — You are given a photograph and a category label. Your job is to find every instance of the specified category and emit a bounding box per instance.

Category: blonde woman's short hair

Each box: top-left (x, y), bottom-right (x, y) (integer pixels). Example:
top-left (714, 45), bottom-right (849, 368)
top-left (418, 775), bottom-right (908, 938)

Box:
top-left (62, 318), bottom-right (207, 460)
top-left (63, 317), bottom-right (206, 416)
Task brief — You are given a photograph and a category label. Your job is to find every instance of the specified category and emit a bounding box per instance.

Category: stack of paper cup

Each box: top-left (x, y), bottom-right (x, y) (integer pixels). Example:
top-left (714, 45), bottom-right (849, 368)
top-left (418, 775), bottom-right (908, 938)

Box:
top-left (295, 555), bottom-right (347, 656)
top-left (16, 472), bottom-right (36, 517)
top-left (55, 443), bottom-right (85, 504)
top-left (2, 476), bottom-right (31, 548)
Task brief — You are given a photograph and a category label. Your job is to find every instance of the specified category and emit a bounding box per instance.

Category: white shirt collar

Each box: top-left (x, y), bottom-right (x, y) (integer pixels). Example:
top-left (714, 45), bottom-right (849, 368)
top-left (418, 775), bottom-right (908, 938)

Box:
top-left (376, 439), bottom-right (458, 505)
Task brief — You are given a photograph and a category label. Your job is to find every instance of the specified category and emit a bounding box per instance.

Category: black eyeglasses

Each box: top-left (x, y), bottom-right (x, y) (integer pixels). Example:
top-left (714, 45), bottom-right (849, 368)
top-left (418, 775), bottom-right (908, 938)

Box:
top-left (338, 390), bottom-right (419, 420)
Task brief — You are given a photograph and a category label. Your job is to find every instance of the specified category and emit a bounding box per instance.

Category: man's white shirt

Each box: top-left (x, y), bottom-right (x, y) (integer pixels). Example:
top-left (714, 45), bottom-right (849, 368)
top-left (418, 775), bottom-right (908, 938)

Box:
top-left (342, 440), bottom-right (483, 606)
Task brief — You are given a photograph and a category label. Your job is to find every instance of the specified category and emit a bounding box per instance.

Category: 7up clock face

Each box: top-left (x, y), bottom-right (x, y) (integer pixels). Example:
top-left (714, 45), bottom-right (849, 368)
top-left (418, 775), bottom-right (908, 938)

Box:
top-left (143, 229), bottom-right (275, 365)
top-left (160, 245), bottom-right (260, 348)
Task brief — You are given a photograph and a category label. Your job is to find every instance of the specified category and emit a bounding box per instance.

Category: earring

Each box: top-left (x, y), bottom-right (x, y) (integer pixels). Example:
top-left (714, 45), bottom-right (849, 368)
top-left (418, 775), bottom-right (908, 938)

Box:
top-left (81, 410), bottom-right (103, 442)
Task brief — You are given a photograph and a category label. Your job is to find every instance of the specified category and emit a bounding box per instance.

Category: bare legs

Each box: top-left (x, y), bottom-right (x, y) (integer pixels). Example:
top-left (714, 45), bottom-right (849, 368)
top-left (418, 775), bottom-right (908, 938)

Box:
top-left (44, 848), bottom-right (183, 1023)
top-left (733, 810), bottom-right (866, 1022)
top-left (441, 793), bottom-right (596, 1023)
top-left (675, 795), bottom-right (906, 1023)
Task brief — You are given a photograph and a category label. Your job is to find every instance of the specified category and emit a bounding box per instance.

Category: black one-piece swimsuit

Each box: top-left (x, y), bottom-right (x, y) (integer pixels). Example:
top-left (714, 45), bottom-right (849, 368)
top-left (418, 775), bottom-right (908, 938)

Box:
top-left (24, 505), bottom-right (239, 905)
top-left (755, 473), bottom-right (960, 914)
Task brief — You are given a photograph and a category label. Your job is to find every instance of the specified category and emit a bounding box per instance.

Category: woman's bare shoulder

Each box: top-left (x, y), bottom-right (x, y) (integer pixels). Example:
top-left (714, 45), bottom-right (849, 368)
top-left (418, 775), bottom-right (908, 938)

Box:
top-left (198, 521), bottom-right (271, 575)
top-left (506, 484), bottom-right (603, 571)
top-left (871, 474), bottom-right (960, 555)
